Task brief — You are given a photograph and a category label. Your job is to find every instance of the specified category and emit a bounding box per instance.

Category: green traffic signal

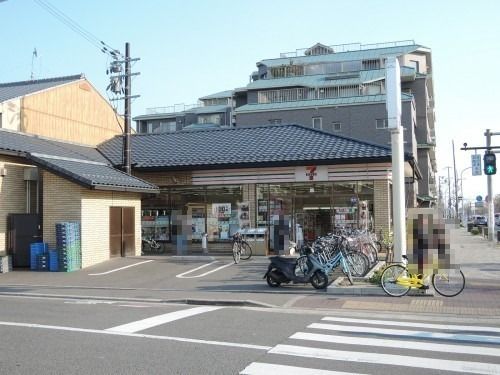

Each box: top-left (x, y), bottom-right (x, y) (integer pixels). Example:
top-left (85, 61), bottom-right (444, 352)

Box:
top-left (484, 152), bottom-right (497, 175)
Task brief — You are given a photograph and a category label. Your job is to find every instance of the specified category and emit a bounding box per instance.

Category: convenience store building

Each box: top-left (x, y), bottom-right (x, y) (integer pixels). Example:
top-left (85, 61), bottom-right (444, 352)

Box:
top-left (98, 124), bottom-right (420, 254)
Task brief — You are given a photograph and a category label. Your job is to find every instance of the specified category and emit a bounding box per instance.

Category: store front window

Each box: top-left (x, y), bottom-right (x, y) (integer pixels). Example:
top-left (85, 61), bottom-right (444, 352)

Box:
top-left (141, 185), bottom-right (243, 245)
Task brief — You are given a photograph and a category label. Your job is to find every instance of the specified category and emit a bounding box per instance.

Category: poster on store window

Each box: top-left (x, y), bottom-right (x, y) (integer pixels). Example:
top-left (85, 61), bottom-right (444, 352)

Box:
top-left (212, 203), bottom-right (231, 219)
top-left (238, 201), bottom-right (250, 229)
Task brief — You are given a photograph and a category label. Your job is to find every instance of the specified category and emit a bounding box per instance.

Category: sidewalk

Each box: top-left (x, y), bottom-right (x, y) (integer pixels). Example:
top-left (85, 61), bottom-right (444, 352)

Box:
top-left (0, 225), bottom-right (499, 318)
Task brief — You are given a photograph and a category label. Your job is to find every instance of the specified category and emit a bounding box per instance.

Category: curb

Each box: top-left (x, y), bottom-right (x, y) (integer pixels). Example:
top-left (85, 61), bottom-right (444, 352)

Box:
top-left (0, 291), bottom-right (276, 308)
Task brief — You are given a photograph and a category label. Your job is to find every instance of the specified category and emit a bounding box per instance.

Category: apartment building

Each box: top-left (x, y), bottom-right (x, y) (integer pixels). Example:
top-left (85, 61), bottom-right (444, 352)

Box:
top-left (134, 40), bottom-right (437, 208)
top-left (234, 41), bottom-right (436, 207)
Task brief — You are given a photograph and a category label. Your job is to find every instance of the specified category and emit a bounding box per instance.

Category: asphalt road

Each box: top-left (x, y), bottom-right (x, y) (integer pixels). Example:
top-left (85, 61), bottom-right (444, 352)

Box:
top-left (1, 295), bottom-right (500, 375)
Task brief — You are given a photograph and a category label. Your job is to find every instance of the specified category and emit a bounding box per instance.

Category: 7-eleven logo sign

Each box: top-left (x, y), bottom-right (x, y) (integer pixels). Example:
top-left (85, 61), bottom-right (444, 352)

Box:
top-left (305, 166), bottom-right (317, 181)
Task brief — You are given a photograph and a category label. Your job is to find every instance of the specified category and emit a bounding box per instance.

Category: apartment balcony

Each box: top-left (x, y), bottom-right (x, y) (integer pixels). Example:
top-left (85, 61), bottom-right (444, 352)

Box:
top-left (146, 102), bottom-right (201, 115)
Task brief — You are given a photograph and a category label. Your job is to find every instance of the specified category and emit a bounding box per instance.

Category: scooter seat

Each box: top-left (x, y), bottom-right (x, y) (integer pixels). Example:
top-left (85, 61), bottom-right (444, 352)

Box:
top-left (268, 256), bottom-right (298, 263)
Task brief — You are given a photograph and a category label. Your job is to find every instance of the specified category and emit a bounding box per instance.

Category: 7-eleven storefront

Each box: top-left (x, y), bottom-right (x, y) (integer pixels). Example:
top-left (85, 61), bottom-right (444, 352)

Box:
top-left (137, 163), bottom-right (392, 255)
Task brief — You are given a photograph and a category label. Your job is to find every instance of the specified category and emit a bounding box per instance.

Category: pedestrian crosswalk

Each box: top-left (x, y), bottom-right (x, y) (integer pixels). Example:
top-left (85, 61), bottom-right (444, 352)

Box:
top-left (240, 315), bottom-right (500, 375)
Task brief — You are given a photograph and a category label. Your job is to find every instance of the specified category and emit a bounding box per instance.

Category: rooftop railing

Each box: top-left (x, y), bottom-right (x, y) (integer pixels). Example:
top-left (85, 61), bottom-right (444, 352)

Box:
top-left (146, 102), bottom-right (202, 115)
top-left (279, 40), bottom-right (416, 58)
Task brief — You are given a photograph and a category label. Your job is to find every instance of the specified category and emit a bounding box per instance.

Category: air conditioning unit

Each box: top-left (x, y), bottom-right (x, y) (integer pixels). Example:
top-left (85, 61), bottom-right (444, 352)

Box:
top-left (23, 168), bottom-right (38, 181)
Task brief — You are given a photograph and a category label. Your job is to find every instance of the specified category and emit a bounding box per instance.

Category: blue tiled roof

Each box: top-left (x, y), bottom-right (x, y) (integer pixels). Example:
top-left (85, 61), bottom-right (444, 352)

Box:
top-left (0, 129), bottom-right (158, 193)
top-left (98, 124), bottom-right (393, 170)
top-left (0, 74), bottom-right (84, 103)
top-left (234, 93), bottom-right (413, 113)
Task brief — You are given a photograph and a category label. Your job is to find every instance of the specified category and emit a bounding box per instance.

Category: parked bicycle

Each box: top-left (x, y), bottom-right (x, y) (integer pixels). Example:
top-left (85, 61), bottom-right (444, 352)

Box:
top-left (380, 255), bottom-right (465, 297)
top-left (232, 232), bottom-right (252, 264)
top-left (141, 237), bottom-right (161, 254)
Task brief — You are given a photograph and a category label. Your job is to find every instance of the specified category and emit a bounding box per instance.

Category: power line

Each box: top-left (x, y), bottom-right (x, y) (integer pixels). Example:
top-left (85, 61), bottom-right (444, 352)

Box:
top-left (33, 0), bottom-right (121, 59)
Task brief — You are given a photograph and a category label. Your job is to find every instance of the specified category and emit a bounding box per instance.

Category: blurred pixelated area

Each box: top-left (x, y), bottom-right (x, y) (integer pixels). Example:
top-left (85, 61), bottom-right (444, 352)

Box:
top-left (406, 208), bottom-right (454, 275)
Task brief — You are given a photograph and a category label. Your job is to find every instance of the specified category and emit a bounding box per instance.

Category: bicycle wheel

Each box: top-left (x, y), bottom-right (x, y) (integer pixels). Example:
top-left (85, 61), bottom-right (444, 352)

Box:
top-left (381, 264), bottom-right (411, 297)
top-left (341, 258), bottom-right (354, 285)
top-left (345, 251), bottom-right (369, 277)
top-left (359, 243), bottom-right (377, 267)
top-left (232, 242), bottom-right (241, 264)
top-left (239, 241), bottom-right (252, 260)
top-left (432, 269), bottom-right (465, 297)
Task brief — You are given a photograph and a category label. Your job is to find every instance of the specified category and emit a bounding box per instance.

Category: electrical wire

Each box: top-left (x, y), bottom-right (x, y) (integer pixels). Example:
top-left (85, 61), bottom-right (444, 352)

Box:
top-left (33, 0), bottom-right (122, 59)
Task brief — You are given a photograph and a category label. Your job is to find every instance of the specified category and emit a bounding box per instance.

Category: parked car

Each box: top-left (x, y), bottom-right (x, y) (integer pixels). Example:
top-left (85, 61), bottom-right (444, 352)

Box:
top-left (495, 213), bottom-right (500, 226)
top-left (469, 215), bottom-right (488, 226)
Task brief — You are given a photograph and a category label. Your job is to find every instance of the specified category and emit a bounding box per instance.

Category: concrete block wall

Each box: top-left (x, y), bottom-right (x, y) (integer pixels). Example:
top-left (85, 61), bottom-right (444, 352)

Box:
top-left (43, 171), bottom-right (142, 269)
top-left (0, 156), bottom-right (29, 254)
top-left (373, 179), bottom-right (392, 237)
top-left (42, 171), bottom-right (83, 250)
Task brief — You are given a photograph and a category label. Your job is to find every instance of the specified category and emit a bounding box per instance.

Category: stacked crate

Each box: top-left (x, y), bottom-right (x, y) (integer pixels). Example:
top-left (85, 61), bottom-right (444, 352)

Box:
top-left (36, 253), bottom-right (49, 271)
top-left (0, 256), bottom-right (12, 273)
top-left (48, 250), bottom-right (58, 272)
top-left (56, 222), bottom-right (81, 272)
top-left (30, 242), bottom-right (48, 270)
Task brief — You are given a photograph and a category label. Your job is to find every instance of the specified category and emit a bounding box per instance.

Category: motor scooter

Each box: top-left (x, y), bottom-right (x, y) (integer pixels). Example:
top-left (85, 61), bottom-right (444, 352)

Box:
top-left (263, 249), bottom-right (328, 290)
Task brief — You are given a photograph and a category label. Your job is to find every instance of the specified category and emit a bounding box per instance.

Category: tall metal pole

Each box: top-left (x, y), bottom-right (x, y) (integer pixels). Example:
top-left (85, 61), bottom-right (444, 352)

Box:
top-left (452, 140), bottom-right (459, 221)
top-left (447, 167), bottom-right (451, 219)
top-left (123, 42), bottom-right (131, 175)
top-left (460, 166), bottom-right (471, 223)
top-left (485, 129), bottom-right (494, 241)
top-left (385, 56), bottom-right (406, 262)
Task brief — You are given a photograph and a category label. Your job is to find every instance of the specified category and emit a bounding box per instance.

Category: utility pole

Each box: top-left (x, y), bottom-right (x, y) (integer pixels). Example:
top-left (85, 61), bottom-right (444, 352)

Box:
top-left (123, 43), bottom-right (132, 175)
top-left (106, 42), bottom-right (140, 175)
top-left (385, 56), bottom-right (406, 262)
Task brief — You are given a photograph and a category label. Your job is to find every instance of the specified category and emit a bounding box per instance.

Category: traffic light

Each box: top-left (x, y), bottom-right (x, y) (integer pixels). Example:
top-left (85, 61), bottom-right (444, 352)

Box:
top-left (483, 152), bottom-right (497, 175)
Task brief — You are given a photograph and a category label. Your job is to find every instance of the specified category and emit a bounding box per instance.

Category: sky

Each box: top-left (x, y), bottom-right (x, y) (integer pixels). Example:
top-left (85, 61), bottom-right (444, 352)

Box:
top-left (1, 0), bottom-right (499, 205)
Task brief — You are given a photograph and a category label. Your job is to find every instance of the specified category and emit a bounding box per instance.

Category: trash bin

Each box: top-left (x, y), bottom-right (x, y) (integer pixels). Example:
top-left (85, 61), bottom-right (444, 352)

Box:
top-left (240, 228), bottom-right (268, 255)
top-left (467, 223), bottom-right (473, 232)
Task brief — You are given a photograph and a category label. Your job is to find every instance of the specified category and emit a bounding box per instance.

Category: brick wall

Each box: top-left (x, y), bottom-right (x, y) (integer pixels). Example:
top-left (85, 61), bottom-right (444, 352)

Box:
top-left (43, 171), bottom-right (141, 268)
top-left (373, 179), bottom-right (391, 237)
top-left (0, 156), bottom-right (29, 254)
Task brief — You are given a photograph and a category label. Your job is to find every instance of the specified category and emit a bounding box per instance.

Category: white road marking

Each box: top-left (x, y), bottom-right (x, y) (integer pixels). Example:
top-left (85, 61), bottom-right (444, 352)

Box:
top-left (106, 306), bottom-right (222, 333)
top-left (322, 316), bottom-right (500, 334)
top-left (88, 260), bottom-right (154, 276)
top-left (309, 323), bottom-right (500, 345)
top-left (291, 332), bottom-right (500, 357)
top-left (118, 304), bottom-right (151, 308)
top-left (240, 362), bottom-right (369, 375)
top-left (176, 261), bottom-right (233, 278)
top-left (64, 300), bottom-right (116, 305)
top-left (0, 321), bottom-right (271, 351)
top-left (270, 344), bottom-right (500, 375)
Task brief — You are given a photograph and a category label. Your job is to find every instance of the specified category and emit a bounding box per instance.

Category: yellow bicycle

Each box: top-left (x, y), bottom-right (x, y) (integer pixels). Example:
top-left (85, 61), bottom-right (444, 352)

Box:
top-left (380, 257), bottom-right (465, 297)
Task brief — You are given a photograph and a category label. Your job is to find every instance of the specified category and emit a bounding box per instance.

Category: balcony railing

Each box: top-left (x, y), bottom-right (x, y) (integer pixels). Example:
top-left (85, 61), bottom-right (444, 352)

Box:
top-left (257, 82), bottom-right (384, 104)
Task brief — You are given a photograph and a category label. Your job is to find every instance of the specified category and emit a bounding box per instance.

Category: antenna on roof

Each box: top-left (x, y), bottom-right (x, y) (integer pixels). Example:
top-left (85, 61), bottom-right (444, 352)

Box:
top-left (30, 48), bottom-right (38, 80)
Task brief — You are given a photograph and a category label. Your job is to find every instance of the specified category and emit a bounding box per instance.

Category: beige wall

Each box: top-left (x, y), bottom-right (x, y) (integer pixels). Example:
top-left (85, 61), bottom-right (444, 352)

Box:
top-left (0, 98), bottom-right (21, 131)
top-left (81, 190), bottom-right (141, 267)
top-left (42, 171), bottom-right (142, 268)
top-left (20, 79), bottom-right (123, 146)
top-left (402, 53), bottom-right (428, 74)
top-left (373, 179), bottom-right (392, 237)
top-left (0, 156), bottom-right (30, 254)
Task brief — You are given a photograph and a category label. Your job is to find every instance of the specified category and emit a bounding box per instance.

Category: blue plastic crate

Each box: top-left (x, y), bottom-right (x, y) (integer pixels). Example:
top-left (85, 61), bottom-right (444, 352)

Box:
top-left (30, 243), bottom-right (48, 270)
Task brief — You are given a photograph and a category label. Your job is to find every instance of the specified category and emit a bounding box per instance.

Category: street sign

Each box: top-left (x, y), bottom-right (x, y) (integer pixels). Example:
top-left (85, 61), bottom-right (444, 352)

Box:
top-left (471, 154), bottom-right (482, 176)
top-left (476, 195), bottom-right (483, 202)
